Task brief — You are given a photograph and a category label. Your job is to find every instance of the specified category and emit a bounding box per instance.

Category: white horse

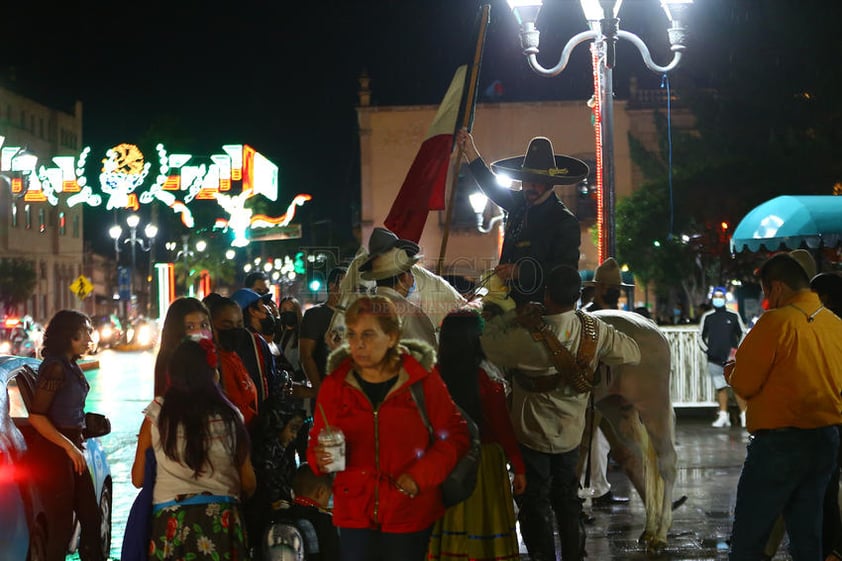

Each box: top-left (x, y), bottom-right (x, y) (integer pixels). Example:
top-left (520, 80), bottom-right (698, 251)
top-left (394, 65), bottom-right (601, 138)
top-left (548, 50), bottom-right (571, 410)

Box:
top-left (585, 309), bottom-right (679, 554)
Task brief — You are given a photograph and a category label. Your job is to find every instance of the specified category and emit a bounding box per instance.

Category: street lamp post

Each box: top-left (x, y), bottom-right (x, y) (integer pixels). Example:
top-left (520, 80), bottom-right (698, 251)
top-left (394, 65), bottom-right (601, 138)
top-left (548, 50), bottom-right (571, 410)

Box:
top-left (109, 214), bottom-right (157, 319)
top-left (506, 0), bottom-right (692, 261)
top-left (172, 235), bottom-right (207, 296)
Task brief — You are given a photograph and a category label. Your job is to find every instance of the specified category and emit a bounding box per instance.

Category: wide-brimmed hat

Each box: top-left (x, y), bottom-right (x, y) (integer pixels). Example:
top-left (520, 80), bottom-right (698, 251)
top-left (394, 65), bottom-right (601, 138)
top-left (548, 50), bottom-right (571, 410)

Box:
top-left (360, 227), bottom-right (421, 277)
top-left (788, 249), bottom-right (817, 281)
top-left (359, 247), bottom-right (421, 281)
top-left (490, 137), bottom-right (589, 186)
top-left (584, 258), bottom-right (633, 288)
top-left (368, 227), bottom-right (420, 256)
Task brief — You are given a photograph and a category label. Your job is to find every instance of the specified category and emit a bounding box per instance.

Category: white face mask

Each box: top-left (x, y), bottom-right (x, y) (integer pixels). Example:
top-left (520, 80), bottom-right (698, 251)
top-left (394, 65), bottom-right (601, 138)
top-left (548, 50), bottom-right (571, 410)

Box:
top-left (712, 297), bottom-right (726, 308)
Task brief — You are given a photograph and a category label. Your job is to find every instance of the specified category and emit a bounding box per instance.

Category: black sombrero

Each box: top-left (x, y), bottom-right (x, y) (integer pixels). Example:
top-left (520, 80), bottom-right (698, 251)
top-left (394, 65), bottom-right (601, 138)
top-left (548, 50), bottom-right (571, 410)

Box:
top-left (490, 137), bottom-right (589, 185)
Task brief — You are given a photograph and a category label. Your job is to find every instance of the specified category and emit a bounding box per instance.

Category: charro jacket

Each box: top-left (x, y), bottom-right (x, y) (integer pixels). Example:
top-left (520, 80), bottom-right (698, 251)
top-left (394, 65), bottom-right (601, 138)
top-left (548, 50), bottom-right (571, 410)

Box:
top-left (307, 340), bottom-right (470, 533)
top-left (480, 309), bottom-right (640, 453)
top-left (469, 159), bottom-right (580, 304)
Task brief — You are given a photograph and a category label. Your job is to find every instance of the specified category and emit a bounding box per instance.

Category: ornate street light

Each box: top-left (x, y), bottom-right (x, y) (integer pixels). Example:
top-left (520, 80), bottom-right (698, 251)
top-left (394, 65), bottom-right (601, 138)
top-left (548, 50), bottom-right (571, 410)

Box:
top-left (506, 0), bottom-right (692, 260)
top-left (109, 214), bottom-right (157, 318)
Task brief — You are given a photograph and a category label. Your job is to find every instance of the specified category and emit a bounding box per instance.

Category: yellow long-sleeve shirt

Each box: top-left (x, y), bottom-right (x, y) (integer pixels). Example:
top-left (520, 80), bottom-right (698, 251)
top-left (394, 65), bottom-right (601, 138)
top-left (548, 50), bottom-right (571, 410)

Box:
top-left (730, 290), bottom-right (842, 433)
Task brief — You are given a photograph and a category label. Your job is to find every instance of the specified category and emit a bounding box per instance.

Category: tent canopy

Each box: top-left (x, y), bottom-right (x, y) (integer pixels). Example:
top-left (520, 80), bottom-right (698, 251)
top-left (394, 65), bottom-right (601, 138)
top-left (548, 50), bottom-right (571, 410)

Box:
top-left (731, 195), bottom-right (842, 253)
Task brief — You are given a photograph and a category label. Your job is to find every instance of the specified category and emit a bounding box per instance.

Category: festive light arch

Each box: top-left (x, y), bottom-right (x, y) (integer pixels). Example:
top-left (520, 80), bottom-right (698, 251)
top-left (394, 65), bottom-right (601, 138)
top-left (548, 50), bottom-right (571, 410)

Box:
top-left (0, 136), bottom-right (310, 247)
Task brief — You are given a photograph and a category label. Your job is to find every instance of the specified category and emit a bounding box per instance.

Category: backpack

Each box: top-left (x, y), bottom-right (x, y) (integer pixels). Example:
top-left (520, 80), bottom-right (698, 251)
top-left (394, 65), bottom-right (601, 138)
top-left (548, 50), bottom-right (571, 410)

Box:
top-left (409, 382), bottom-right (482, 508)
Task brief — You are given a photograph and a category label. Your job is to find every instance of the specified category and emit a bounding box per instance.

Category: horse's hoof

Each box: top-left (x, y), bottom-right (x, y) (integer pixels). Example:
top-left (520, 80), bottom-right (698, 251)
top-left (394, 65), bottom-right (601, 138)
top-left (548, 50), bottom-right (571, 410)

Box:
top-left (671, 495), bottom-right (688, 510)
top-left (637, 530), bottom-right (652, 545)
top-left (646, 540), bottom-right (667, 557)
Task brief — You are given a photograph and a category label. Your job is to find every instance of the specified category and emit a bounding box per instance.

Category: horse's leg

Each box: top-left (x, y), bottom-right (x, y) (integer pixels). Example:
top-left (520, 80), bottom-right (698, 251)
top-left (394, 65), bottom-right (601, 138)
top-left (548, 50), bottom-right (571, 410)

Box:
top-left (639, 405), bottom-right (678, 552)
top-left (598, 396), bottom-right (646, 497)
top-left (600, 397), bottom-right (669, 552)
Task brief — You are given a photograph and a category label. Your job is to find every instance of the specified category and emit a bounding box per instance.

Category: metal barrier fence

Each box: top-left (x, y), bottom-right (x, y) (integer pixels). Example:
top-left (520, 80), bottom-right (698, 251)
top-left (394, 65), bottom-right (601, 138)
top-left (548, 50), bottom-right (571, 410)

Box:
top-left (661, 325), bottom-right (717, 407)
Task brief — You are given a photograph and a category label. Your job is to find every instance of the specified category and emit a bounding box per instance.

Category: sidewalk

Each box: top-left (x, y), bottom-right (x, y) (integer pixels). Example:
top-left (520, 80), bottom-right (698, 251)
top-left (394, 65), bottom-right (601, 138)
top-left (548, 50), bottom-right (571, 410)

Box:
top-left (517, 415), bottom-right (795, 560)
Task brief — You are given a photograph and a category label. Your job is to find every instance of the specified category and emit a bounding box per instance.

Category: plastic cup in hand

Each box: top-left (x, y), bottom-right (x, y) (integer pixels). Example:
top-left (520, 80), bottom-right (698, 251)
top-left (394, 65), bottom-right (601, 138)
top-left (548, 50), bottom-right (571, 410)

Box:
top-left (318, 426), bottom-right (346, 473)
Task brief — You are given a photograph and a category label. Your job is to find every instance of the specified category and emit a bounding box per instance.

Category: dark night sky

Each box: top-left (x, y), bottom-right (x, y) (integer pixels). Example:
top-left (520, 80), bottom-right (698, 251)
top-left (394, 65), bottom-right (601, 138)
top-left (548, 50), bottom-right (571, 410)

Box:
top-left (0, 0), bottom-right (776, 251)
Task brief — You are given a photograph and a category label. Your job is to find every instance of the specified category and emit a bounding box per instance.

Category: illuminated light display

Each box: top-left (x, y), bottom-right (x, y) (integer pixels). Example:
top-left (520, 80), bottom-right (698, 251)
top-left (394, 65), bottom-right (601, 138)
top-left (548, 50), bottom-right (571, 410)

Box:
top-left (591, 43), bottom-right (606, 263)
top-left (0, 138), bottom-right (311, 247)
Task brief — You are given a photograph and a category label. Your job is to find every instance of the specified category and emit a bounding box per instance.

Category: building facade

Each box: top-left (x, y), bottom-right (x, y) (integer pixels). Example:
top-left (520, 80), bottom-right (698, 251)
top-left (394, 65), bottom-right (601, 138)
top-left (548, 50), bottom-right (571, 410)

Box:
top-left (356, 78), bottom-right (693, 310)
top-left (0, 86), bottom-right (91, 323)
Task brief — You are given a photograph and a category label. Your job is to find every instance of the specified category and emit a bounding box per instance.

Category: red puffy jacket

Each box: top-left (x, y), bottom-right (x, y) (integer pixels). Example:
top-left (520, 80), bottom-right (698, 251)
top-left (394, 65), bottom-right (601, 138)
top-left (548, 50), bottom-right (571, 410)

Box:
top-left (307, 341), bottom-right (470, 533)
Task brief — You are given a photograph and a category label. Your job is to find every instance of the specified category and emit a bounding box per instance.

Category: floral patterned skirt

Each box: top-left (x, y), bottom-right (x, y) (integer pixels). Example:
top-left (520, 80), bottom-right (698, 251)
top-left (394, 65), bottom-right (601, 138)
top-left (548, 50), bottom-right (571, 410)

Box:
top-left (149, 500), bottom-right (249, 560)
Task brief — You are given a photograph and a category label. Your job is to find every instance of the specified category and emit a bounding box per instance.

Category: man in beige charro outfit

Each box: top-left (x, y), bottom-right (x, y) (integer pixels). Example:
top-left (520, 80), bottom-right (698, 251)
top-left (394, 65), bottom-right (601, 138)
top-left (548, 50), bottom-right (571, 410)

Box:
top-left (481, 265), bottom-right (640, 561)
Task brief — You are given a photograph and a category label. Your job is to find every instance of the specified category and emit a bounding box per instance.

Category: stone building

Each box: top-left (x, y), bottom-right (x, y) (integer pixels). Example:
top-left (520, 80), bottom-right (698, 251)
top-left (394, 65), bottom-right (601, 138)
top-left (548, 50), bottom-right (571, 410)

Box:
top-left (0, 85), bottom-right (92, 323)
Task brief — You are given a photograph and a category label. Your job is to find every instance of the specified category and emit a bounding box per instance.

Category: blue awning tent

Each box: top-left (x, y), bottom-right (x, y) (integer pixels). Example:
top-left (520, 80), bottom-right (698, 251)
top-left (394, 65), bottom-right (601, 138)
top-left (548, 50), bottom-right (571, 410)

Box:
top-left (731, 195), bottom-right (842, 252)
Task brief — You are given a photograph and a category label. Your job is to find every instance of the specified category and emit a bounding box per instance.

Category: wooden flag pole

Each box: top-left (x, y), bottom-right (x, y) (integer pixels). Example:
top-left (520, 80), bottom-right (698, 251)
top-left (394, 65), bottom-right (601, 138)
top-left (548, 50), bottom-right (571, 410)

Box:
top-left (436, 4), bottom-right (490, 276)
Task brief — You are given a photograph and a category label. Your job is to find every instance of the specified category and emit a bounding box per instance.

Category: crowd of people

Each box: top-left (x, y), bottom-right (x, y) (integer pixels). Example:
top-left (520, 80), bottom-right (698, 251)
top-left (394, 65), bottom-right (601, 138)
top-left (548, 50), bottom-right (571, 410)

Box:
top-left (27, 128), bottom-right (842, 561)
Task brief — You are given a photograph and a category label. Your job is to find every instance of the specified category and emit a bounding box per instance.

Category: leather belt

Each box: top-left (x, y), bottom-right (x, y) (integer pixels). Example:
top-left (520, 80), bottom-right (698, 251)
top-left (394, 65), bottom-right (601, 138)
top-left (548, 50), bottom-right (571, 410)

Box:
top-left (513, 370), bottom-right (562, 393)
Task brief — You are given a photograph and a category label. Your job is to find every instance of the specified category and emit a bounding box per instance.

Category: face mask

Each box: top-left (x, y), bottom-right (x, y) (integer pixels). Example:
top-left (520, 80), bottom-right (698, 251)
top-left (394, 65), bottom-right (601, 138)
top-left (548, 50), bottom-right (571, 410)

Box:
top-left (197, 329), bottom-right (213, 341)
top-left (258, 315), bottom-right (276, 336)
top-left (217, 327), bottom-right (248, 352)
top-left (712, 297), bottom-right (726, 308)
top-left (280, 311), bottom-right (298, 328)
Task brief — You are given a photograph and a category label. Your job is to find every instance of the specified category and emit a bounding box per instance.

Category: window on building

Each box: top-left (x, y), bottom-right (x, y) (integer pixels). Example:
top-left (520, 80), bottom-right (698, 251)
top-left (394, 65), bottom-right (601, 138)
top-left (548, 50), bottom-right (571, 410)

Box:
top-left (19, 110), bottom-right (25, 128)
top-left (24, 204), bottom-right (31, 229)
top-left (72, 214), bottom-right (80, 238)
top-left (48, 121), bottom-right (56, 142)
top-left (5, 105), bottom-right (11, 122)
top-left (59, 212), bottom-right (66, 235)
top-left (40, 261), bottom-right (47, 280)
top-left (39, 118), bottom-right (44, 138)
top-left (30, 115), bottom-right (35, 133)
top-left (38, 208), bottom-right (46, 233)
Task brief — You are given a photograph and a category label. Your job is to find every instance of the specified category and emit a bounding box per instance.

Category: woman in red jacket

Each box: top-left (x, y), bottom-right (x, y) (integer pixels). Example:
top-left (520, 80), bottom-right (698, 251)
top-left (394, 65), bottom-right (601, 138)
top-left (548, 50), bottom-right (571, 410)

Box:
top-left (308, 295), bottom-right (470, 561)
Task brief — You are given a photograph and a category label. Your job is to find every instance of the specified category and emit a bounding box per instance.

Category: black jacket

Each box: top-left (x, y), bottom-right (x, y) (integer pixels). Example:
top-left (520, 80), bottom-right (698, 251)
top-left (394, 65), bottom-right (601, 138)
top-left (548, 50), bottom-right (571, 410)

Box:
top-left (699, 307), bottom-right (745, 364)
top-left (469, 158), bottom-right (580, 304)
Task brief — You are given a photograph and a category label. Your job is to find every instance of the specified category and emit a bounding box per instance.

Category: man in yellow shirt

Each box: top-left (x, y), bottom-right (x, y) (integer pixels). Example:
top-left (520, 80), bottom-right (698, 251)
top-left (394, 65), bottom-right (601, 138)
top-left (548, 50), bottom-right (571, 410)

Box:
top-left (725, 253), bottom-right (842, 560)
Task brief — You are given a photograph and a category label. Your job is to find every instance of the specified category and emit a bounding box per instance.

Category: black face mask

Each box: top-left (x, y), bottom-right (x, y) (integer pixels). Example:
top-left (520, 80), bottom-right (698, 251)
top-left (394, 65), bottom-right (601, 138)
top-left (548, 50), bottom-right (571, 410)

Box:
top-left (258, 315), bottom-right (276, 337)
top-left (217, 327), bottom-right (249, 352)
top-left (279, 311), bottom-right (298, 328)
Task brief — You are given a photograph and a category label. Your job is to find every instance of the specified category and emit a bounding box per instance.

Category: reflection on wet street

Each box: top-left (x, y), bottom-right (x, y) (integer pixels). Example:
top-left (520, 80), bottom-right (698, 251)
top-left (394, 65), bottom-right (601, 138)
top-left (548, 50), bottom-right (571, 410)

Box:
top-left (73, 351), bottom-right (799, 560)
top-left (516, 415), bottom-right (795, 560)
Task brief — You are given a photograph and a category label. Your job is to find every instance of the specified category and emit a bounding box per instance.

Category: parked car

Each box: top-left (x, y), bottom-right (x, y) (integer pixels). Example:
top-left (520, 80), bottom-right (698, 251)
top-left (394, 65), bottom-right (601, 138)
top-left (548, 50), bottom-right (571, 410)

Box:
top-left (0, 317), bottom-right (42, 358)
top-left (0, 356), bottom-right (112, 561)
top-left (89, 314), bottom-right (124, 352)
top-left (125, 316), bottom-right (159, 350)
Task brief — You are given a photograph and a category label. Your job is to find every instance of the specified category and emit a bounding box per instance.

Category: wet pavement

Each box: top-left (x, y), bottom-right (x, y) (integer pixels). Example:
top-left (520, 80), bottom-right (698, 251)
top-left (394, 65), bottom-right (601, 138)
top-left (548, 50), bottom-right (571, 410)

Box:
top-left (516, 412), bottom-right (795, 560)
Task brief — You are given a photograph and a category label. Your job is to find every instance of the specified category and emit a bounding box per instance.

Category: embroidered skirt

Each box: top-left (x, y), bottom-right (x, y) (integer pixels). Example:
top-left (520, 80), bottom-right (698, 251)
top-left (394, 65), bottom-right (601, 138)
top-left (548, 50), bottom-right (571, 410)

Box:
top-left (427, 442), bottom-right (520, 561)
top-left (149, 500), bottom-right (248, 560)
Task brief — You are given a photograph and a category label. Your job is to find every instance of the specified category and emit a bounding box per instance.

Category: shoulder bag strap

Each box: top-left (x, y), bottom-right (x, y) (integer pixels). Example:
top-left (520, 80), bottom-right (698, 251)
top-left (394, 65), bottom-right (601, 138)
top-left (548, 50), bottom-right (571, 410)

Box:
top-left (409, 382), bottom-right (434, 443)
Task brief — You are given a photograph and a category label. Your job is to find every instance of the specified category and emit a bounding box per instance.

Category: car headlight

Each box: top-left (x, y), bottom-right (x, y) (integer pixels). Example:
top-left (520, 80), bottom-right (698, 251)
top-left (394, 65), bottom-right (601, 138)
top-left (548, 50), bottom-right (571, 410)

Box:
top-left (0, 341), bottom-right (11, 354)
top-left (136, 325), bottom-right (153, 347)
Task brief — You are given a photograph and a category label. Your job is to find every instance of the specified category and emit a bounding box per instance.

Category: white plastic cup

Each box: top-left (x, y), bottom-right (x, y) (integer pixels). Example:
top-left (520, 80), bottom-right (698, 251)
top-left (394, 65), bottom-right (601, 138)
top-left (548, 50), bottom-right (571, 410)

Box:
top-left (318, 427), bottom-right (346, 472)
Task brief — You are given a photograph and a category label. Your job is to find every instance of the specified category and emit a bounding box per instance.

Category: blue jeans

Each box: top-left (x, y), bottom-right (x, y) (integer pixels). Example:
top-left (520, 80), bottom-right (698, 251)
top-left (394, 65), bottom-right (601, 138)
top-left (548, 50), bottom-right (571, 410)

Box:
top-left (517, 445), bottom-right (585, 561)
top-left (729, 425), bottom-right (839, 561)
top-left (339, 526), bottom-right (432, 561)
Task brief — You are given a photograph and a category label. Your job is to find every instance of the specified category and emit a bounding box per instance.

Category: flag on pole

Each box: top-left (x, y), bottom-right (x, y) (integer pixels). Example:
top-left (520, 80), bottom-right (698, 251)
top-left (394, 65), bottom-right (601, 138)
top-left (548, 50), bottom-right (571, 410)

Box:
top-left (384, 5), bottom-right (490, 244)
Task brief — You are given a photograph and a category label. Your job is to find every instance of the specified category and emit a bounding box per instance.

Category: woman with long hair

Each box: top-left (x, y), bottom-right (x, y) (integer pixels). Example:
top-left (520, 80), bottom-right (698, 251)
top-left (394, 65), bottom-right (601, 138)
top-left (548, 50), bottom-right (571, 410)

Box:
top-left (153, 297), bottom-right (211, 396)
top-left (308, 295), bottom-right (470, 561)
top-left (132, 337), bottom-right (256, 559)
top-left (427, 308), bottom-right (526, 561)
top-left (29, 310), bottom-right (105, 561)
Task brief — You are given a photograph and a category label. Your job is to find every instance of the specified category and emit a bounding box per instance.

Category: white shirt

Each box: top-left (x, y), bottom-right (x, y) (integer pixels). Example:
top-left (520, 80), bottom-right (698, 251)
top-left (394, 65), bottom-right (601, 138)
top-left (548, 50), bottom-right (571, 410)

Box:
top-left (145, 398), bottom-right (243, 504)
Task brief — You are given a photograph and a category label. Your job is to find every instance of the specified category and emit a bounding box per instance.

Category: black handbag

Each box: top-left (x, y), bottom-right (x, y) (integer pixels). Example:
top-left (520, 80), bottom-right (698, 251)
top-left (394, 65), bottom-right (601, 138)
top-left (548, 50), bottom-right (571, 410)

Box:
top-left (410, 382), bottom-right (482, 508)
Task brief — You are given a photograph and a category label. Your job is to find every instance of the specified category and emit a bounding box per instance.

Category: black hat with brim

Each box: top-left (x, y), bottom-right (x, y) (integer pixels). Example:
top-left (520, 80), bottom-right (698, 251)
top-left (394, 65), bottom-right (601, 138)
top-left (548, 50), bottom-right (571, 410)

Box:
top-left (490, 136), bottom-right (589, 186)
